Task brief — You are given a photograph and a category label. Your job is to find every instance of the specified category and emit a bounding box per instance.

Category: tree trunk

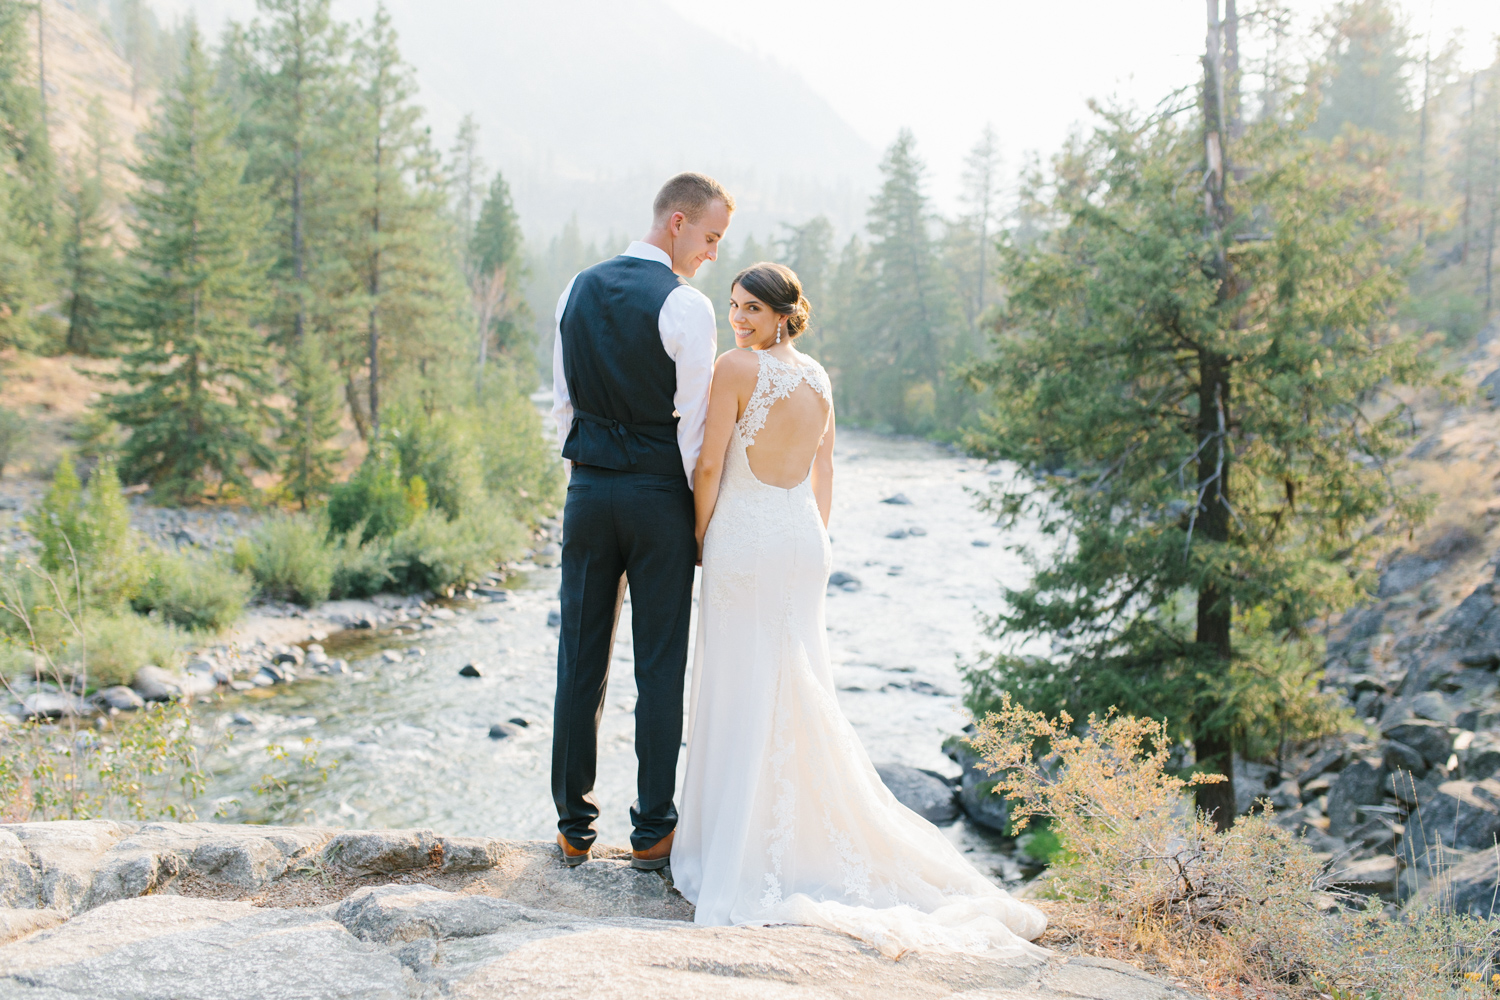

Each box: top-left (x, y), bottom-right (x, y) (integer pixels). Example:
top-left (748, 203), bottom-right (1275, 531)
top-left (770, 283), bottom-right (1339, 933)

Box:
top-left (292, 7), bottom-right (306, 345)
top-left (1195, 0), bottom-right (1238, 832)
top-left (1194, 352), bottom-right (1236, 830)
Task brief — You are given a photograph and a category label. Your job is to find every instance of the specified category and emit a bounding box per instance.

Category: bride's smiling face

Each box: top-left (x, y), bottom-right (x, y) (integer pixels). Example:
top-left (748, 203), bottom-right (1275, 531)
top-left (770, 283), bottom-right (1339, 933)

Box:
top-left (729, 283), bottom-right (786, 350)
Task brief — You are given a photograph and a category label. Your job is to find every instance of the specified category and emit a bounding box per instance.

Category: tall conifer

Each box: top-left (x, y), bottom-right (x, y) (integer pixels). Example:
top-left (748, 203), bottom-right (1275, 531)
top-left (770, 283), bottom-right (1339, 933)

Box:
top-left (351, 4), bottom-right (465, 433)
top-left (106, 27), bottom-right (276, 502)
top-left (470, 169), bottom-right (528, 379)
top-left (0, 0), bottom-right (56, 350)
top-left (61, 99), bottom-right (118, 356)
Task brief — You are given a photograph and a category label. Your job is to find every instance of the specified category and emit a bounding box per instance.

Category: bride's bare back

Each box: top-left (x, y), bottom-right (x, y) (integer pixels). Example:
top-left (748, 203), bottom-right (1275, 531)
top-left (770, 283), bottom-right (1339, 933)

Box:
top-left (738, 354), bottom-right (832, 488)
top-left (693, 345), bottom-right (836, 553)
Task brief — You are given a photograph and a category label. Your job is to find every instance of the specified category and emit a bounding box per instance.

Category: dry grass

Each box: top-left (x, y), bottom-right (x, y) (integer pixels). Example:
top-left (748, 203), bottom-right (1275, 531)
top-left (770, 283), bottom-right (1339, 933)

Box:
top-left (972, 698), bottom-right (1500, 1000)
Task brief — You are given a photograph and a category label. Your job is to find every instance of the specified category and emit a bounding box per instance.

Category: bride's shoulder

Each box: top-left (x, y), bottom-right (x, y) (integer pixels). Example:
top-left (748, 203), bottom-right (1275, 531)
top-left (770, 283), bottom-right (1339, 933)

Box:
top-left (712, 348), bottom-right (759, 387)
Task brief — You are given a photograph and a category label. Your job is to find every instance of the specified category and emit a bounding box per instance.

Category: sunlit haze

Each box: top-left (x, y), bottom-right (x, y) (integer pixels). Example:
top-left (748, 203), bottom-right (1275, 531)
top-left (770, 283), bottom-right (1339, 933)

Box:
top-left (146, 0), bottom-right (1500, 230)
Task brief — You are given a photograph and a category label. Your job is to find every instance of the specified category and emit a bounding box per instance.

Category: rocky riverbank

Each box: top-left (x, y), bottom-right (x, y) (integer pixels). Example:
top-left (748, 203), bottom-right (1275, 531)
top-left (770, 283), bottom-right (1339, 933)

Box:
top-left (0, 819), bottom-right (1196, 999)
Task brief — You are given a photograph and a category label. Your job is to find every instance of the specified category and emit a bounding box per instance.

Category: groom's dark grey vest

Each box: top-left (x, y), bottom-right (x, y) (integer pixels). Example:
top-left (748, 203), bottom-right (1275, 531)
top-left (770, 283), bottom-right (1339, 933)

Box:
top-left (559, 256), bottom-right (687, 478)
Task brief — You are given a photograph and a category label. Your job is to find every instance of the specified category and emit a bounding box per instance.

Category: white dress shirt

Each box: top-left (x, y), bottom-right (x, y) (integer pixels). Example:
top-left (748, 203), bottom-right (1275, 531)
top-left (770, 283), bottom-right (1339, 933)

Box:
top-left (551, 241), bottom-right (717, 489)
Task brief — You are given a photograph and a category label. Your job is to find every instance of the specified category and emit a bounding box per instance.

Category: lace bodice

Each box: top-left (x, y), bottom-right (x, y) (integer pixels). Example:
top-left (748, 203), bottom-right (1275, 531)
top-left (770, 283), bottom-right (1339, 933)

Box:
top-left (737, 351), bottom-right (832, 447)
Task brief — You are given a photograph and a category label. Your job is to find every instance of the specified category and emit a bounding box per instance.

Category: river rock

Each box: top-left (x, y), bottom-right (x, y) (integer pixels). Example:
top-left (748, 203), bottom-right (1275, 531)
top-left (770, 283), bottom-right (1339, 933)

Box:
top-left (1326, 759), bottom-right (1384, 837)
top-left (947, 736), bottom-right (1010, 833)
top-left (880, 493), bottom-right (913, 505)
top-left (20, 692), bottom-right (89, 719)
top-left (873, 763), bottom-right (959, 823)
top-left (488, 722), bottom-right (520, 740)
top-left (827, 571), bottom-right (861, 591)
top-left (94, 687), bottom-right (145, 712)
top-left (130, 666), bottom-right (182, 702)
top-left (321, 829), bottom-right (442, 877)
top-left (459, 663), bottom-right (483, 678)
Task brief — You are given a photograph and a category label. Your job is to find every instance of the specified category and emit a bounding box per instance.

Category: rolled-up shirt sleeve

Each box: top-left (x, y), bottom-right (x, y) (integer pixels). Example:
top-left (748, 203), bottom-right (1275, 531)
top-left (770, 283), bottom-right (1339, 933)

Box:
top-left (551, 275), bottom-right (577, 453)
top-left (658, 285), bottom-right (718, 489)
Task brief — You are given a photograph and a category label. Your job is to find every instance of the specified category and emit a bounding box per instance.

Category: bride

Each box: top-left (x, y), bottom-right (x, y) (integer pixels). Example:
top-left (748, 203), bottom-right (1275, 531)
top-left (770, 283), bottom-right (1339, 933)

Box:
top-left (669, 262), bottom-right (1047, 959)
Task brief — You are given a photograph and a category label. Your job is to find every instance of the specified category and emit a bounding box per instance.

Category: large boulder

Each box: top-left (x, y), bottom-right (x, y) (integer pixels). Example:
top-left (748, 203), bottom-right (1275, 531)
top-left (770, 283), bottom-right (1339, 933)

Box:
top-left (1326, 759), bottom-right (1384, 837)
top-left (946, 736), bottom-right (1009, 833)
top-left (131, 666), bottom-right (186, 702)
top-left (3, 820), bottom-right (135, 913)
top-left (1407, 849), bottom-right (1500, 918)
top-left (1398, 779), bottom-right (1500, 872)
top-left (0, 823), bottom-right (1201, 1000)
top-left (1381, 720), bottom-right (1453, 769)
top-left (874, 763), bottom-right (959, 824)
top-left (0, 895), bottom-right (411, 999)
top-left (320, 829), bottom-right (442, 877)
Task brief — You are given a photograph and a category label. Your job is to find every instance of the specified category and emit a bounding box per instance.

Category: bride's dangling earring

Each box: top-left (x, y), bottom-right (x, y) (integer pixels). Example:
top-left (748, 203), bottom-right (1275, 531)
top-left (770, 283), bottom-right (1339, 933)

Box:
top-left (776, 321), bottom-right (782, 345)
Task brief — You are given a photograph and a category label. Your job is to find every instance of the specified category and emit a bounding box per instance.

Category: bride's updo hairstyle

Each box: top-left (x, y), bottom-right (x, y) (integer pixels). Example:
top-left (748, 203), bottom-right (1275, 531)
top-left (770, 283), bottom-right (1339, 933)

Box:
top-left (733, 262), bottom-right (811, 338)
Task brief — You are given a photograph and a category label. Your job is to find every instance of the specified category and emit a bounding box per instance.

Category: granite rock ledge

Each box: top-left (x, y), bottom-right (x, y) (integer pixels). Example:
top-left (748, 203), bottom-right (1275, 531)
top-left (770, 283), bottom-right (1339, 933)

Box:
top-left (0, 821), bottom-right (1197, 999)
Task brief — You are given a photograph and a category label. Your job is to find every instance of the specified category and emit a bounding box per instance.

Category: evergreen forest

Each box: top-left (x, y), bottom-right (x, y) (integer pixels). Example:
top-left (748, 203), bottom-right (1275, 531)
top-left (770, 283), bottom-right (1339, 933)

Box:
top-left (1, 0), bottom-right (1499, 822)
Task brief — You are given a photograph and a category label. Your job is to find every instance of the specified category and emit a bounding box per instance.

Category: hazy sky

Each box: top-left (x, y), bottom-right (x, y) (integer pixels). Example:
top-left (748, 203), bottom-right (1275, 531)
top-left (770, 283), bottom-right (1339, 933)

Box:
top-left (662, 0), bottom-right (1500, 210)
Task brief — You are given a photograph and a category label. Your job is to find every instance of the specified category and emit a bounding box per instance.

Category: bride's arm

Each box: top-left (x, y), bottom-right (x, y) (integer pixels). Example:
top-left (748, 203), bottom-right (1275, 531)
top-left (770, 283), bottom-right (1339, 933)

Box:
top-left (693, 351), bottom-right (754, 560)
top-left (811, 402), bottom-right (836, 527)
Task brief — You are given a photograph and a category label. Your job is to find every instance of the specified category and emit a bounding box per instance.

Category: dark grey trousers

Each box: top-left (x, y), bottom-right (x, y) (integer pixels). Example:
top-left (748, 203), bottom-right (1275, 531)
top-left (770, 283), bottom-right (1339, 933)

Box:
top-left (551, 466), bottom-right (696, 852)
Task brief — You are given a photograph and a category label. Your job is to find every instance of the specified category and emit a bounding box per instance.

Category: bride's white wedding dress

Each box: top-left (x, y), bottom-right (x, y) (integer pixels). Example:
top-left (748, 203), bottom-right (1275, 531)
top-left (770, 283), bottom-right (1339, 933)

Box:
top-left (670, 351), bottom-right (1047, 959)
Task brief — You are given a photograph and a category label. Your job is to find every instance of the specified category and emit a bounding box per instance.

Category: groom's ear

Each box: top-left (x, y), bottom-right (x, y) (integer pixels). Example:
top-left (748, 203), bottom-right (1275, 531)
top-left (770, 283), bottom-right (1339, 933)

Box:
top-left (666, 210), bottom-right (687, 235)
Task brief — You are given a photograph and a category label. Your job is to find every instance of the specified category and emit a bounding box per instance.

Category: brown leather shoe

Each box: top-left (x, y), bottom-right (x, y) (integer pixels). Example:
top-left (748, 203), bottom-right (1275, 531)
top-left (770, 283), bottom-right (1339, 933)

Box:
top-left (630, 829), bottom-right (674, 870)
top-left (556, 832), bottom-right (590, 867)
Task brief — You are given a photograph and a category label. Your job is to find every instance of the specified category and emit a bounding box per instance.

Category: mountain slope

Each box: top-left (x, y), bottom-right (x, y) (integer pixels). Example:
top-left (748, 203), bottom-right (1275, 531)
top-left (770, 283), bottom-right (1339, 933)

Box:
top-left (158, 0), bottom-right (878, 238)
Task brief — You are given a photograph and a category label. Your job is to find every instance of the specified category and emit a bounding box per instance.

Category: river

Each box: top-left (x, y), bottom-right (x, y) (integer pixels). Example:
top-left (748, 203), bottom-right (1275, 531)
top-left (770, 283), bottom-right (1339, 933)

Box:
top-left (201, 428), bottom-right (1043, 884)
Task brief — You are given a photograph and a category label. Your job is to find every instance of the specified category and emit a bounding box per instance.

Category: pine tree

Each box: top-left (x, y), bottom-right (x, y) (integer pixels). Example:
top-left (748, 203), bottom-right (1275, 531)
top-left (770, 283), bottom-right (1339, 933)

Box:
top-left (779, 215), bottom-right (833, 317)
top-left (350, 3), bottom-right (468, 434)
top-left (861, 130), bottom-right (956, 433)
top-left (280, 331), bottom-right (343, 507)
top-left (470, 168), bottom-right (529, 381)
top-left (242, 0), bottom-right (350, 349)
top-left (240, 0), bottom-right (356, 497)
top-left (958, 125), bottom-right (1003, 329)
top-left (963, 100), bottom-right (1439, 826)
top-left (449, 112), bottom-right (484, 274)
top-left (1312, 0), bottom-right (1414, 140)
top-left (105, 28), bottom-right (276, 503)
top-left (0, 0), bottom-right (56, 350)
top-left (61, 98), bottom-right (119, 356)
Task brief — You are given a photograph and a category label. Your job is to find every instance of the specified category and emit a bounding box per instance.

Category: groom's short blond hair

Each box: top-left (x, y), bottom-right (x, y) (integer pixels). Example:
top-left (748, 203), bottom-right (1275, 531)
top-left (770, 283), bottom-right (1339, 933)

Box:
top-left (653, 172), bottom-right (734, 223)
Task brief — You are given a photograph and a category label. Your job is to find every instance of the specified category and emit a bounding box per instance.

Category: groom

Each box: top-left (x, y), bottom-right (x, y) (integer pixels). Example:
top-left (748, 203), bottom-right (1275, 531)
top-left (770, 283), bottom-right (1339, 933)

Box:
top-left (550, 173), bottom-right (733, 869)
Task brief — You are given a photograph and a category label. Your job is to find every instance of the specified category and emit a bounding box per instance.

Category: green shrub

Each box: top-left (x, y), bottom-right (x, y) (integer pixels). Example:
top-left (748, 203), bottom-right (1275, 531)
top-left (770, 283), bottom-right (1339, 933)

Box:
top-left (327, 452), bottom-right (424, 542)
top-left (385, 508), bottom-right (523, 594)
top-left (389, 407), bottom-right (485, 521)
top-left (240, 514), bottom-right (334, 606)
top-left (132, 550), bottom-right (250, 631)
top-left (22, 456), bottom-right (143, 608)
top-left (473, 365), bottom-right (564, 523)
top-left (63, 611), bottom-right (186, 689)
top-left (329, 534), bottom-right (393, 598)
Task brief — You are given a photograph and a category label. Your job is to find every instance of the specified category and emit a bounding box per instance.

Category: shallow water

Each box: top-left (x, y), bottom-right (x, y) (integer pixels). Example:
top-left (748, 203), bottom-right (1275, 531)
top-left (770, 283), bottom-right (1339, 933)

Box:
top-left (202, 428), bottom-right (1043, 882)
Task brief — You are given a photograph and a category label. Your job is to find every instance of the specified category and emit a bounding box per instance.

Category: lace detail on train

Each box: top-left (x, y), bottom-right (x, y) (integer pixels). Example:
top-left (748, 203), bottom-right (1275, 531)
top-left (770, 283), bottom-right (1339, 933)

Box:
top-left (671, 352), bottom-right (1049, 960)
top-left (737, 352), bottom-right (832, 448)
